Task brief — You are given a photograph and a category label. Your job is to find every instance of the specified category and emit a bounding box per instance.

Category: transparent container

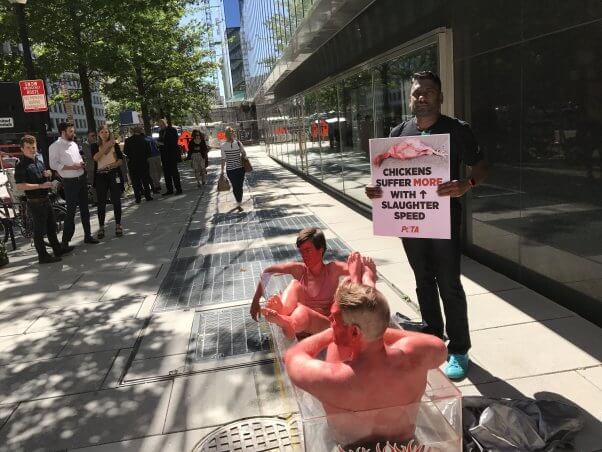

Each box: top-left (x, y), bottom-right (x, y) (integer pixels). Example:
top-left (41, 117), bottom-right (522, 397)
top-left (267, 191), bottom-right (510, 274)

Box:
top-left (263, 272), bottom-right (462, 451)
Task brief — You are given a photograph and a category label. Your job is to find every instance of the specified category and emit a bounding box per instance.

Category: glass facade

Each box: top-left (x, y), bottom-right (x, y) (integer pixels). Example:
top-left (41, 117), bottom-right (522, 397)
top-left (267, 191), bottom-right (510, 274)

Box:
top-left (256, 1), bottom-right (602, 323)
top-left (241, 0), bottom-right (316, 99)
top-left (262, 43), bottom-right (439, 204)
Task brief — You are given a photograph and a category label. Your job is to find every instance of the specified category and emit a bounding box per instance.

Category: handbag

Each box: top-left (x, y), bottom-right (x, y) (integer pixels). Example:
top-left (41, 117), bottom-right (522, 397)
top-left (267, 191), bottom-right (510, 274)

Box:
top-left (242, 156), bottom-right (253, 173)
top-left (217, 174), bottom-right (231, 192)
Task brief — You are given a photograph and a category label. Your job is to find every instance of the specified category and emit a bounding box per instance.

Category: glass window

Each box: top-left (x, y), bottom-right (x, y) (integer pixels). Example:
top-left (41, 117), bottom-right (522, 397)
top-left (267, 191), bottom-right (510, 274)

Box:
top-left (463, 45), bottom-right (521, 265)
top-left (337, 70), bottom-right (374, 203)
top-left (318, 84), bottom-right (344, 192)
top-left (374, 44), bottom-right (438, 138)
top-left (304, 91), bottom-right (324, 180)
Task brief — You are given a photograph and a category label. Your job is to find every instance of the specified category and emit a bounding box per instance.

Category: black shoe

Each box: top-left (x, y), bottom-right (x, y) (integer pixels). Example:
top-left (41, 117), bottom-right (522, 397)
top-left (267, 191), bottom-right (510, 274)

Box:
top-left (175, 190), bottom-right (183, 195)
top-left (135, 198), bottom-right (141, 204)
top-left (162, 191), bottom-right (174, 196)
top-left (39, 254), bottom-right (62, 264)
top-left (59, 244), bottom-right (75, 255)
top-left (84, 236), bottom-right (100, 244)
top-left (145, 196), bottom-right (154, 201)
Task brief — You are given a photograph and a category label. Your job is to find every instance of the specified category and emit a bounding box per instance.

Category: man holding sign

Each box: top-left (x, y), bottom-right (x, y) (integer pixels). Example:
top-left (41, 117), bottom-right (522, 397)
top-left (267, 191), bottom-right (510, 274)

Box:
top-left (366, 71), bottom-right (488, 380)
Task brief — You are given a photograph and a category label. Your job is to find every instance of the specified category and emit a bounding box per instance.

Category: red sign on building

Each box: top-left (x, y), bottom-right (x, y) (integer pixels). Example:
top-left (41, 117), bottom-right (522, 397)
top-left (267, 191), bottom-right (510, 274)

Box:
top-left (18, 79), bottom-right (48, 113)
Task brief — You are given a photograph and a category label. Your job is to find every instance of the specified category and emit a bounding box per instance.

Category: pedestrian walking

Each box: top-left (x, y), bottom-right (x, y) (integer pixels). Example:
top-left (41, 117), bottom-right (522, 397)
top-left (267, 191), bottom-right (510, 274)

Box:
top-left (220, 127), bottom-right (247, 209)
top-left (365, 71), bottom-right (488, 380)
top-left (124, 125), bottom-right (154, 203)
top-left (49, 122), bottom-right (99, 247)
top-left (14, 135), bottom-right (74, 264)
top-left (187, 129), bottom-right (208, 187)
top-left (145, 134), bottom-right (162, 193)
top-left (92, 125), bottom-right (124, 238)
top-left (157, 119), bottom-right (182, 195)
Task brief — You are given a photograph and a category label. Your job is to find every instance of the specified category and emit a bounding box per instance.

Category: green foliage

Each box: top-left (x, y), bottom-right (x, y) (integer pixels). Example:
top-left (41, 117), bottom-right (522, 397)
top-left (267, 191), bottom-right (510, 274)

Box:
top-left (1, 0), bottom-right (217, 132)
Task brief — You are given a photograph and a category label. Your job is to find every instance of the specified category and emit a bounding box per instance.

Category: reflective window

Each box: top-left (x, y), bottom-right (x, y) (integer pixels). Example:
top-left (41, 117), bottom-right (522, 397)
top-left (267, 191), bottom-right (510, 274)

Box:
top-left (338, 71), bottom-right (374, 203)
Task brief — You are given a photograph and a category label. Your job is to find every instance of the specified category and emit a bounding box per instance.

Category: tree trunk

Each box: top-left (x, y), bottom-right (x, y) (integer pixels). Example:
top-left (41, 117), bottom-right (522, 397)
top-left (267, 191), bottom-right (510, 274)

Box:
top-left (70, 6), bottom-right (95, 133)
top-left (134, 64), bottom-right (151, 135)
top-left (78, 63), bottom-right (96, 133)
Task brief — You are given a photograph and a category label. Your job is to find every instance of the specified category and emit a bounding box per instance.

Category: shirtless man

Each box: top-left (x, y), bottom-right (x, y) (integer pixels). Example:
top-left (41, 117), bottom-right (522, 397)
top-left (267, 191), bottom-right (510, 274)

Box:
top-left (249, 227), bottom-right (375, 339)
top-left (284, 272), bottom-right (447, 446)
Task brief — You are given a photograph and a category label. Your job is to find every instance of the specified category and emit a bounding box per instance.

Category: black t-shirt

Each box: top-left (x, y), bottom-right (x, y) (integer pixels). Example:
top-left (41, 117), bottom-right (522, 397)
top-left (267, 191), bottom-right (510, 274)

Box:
top-left (14, 156), bottom-right (49, 199)
top-left (389, 115), bottom-right (483, 181)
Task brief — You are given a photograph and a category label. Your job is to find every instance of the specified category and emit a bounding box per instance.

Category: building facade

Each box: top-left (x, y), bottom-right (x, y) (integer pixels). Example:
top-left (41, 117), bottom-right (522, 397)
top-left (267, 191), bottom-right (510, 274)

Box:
top-left (249, 0), bottom-right (602, 324)
top-left (47, 76), bottom-right (107, 135)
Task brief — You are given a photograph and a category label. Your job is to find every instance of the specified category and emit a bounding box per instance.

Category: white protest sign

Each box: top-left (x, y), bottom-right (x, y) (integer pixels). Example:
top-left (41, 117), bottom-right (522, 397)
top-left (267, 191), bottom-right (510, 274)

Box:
top-left (370, 134), bottom-right (451, 239)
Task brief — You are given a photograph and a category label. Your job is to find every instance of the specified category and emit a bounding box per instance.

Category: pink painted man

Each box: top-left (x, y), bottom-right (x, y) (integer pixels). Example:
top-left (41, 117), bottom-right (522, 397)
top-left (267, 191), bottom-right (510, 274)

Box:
top-left (284, 257), bottom-right (447, 447)
top-left (250, 227), bottom-right (376, 339)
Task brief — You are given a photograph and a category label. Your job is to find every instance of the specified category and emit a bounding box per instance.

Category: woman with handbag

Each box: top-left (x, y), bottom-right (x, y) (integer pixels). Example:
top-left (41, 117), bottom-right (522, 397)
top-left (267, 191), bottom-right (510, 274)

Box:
top-left (92, 126), bottom-right (124, 238)
top-left (220, 127), bottom-right (248, 209)
top-left (187, 130), bottom-right (208, 187)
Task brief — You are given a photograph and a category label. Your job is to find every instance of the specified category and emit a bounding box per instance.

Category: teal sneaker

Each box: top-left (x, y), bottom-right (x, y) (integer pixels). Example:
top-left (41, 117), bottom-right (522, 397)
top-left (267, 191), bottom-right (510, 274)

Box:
top-left (444, 353), bottom-right (469, 380)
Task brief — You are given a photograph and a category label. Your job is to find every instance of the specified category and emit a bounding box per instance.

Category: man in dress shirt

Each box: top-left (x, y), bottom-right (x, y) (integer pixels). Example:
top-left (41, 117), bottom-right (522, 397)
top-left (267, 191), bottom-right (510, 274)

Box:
top-left (49, 122), bottom-right (99, 248)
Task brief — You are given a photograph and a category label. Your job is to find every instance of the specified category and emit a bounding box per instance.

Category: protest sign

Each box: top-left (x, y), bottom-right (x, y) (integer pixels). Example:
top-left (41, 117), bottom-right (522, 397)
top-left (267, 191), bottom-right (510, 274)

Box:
top-left (369, 134), bottom-right (451, 239)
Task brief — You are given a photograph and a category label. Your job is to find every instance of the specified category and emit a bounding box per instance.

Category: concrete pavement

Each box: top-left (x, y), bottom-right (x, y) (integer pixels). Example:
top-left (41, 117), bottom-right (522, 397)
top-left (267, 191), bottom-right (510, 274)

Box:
top-left (0, 145), bottom-right (600, 451)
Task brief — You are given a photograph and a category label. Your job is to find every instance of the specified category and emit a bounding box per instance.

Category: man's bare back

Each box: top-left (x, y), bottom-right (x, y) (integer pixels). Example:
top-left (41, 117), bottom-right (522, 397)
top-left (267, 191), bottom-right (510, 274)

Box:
top-left (285, 281), bottom-right (447, 446)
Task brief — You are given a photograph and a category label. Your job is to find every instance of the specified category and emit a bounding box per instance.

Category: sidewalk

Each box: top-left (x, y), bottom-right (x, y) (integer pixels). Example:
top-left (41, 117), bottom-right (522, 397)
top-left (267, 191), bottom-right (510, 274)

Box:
top-left (0, 144), bottom-right (600, 451)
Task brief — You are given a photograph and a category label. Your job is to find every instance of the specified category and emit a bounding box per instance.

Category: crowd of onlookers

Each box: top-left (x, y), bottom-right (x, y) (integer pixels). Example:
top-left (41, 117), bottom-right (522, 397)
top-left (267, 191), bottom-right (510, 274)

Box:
top-left (11, 121), bottom-right (249, 265)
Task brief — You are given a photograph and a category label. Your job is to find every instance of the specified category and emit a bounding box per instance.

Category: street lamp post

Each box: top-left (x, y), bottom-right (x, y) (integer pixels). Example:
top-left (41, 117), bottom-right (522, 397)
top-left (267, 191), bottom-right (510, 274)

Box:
top-left (9, 0), bottom-right (50, 163)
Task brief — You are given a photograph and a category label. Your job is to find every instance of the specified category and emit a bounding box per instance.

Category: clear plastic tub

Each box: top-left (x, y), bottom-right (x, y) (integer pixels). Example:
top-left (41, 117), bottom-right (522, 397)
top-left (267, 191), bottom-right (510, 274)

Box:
top-left (263, 273), bottom-right (463, 451)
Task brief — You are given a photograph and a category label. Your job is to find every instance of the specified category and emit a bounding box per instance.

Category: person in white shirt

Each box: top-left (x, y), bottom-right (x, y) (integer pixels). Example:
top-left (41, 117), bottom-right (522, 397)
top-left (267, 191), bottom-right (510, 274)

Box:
top-left (49, 122), bottom-right (99, 248)
top-left (220, 127), bottom-right (247, 210)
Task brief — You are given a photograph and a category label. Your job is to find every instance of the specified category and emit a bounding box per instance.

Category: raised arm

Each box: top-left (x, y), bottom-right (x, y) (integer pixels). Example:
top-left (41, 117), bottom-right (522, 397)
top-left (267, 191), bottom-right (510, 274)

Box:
top-left (384, 328), bottom-right (447, 369)
top-left (285, 329), bottom-right (347, 397)
top-left (250, 262), bottom-right (305, 321)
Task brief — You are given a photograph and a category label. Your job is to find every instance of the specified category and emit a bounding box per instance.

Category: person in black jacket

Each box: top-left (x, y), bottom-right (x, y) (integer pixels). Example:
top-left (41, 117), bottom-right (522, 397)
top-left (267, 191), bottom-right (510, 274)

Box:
top-left (124, 125), bottom-right (154, 203)
top-left (157, 119), bottom-right (182, 195)
top-left (187, 129), bottom-right (209, 186)
top-left (92, 125), bottom-right (125, 238)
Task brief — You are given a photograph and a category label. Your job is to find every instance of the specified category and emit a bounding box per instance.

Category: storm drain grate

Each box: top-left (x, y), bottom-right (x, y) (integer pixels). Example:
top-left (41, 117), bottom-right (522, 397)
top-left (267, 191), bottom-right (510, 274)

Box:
top-left (189, 306), bottom-right (272, 362)
top-left (180, 229), bottom-right (206, 248)
top-left (262, 215), bottom-right (326, 237)
top-left (212, 210), bottom-right (258, 225)
top-left (204, 223), bottom-right (265, 244)
top-left (155, 260), bottom-right (275, 311)
top-left (211, 207), bottom-right (292, 226)
top-left (201, 239), bottom-right (352, 269)
top-left (192, 417), bottom-right (301, 452)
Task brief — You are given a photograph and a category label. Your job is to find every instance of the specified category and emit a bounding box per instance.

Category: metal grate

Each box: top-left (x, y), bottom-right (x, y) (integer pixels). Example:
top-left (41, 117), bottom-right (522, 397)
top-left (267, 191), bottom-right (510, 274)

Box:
top-left (180, 229), bottom-right (205, 248)
top-left (155, 260), bottom-right (275, 311)
top-left (204, 223), bottom-right (265, 244)
top-left (201, 239), bottom-right (351, 269)
top-left (189, 306), bottom-right (272, 362)
top-left (192, 417), bottom-right (301, 452)
top-left (262, 215), bottom-right (326, 238)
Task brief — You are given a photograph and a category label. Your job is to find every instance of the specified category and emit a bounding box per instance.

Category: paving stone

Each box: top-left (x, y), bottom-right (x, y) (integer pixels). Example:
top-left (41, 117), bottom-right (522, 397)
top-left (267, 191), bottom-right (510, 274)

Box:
top-left (0, 328), bottom-right (75, 366)
top-left (0, 350), bottom-right (116, 404)
top-left (24, 296), bottom-right (144, 333)
top-left (74, 427), bottom-right (214, 452)
top-left (135, 311), bottom-right (195, 360)
top-left (126, 354), bottom-right (187, 382)
top-left (578, 365), bottom-right (602, 391)
top-left (467, 288), bottom-right (574, 331)
top-left (0, 381), bottom-right (172, 452)
top-left (163, 368), bottom-right (261, 433)
top-left (468, 317), bottom-right (602, 382)
top-left (0, 309), bottom-right (46, 338)
top-left (59, 318), bottom-right (146, 356)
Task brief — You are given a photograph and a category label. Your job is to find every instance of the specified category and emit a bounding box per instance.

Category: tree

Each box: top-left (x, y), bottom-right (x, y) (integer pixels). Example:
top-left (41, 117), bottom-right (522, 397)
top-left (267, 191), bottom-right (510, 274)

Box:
top-left (103, 1), bottom-right (215, 133)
